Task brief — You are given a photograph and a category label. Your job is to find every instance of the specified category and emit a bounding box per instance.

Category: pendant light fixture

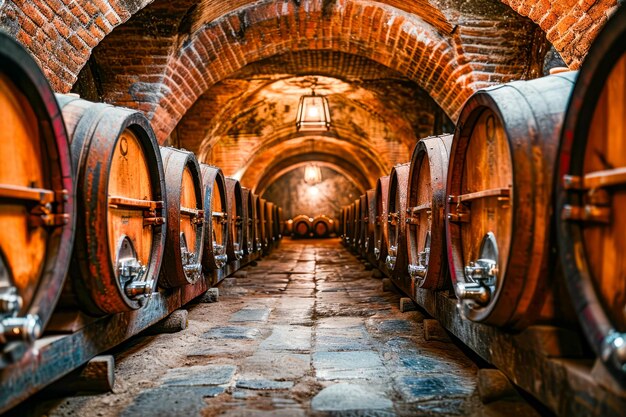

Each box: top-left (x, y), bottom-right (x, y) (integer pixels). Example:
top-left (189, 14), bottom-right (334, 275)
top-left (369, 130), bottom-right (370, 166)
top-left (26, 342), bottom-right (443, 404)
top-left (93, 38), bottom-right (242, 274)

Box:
top-left (304, 163), bottom-right (322, 185)
top-left (295, 88), bottom-right (331, 132)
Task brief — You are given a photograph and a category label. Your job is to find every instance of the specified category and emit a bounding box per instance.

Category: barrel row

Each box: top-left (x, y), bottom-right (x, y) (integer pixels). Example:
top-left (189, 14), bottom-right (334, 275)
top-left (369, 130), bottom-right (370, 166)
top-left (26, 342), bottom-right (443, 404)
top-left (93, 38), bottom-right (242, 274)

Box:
top-left (0, 31), bottom-right (284, 368)
top-left (341, 7), bottom-right (626, 383)
top-left (288, 214), bottom-right (337, 239)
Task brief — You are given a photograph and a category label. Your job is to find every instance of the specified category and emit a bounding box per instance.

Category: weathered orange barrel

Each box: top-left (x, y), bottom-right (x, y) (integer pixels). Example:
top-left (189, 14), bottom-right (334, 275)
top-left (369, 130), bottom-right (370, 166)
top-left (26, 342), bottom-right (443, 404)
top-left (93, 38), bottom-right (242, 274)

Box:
top-left (292, 215), bottom-right (312, 238)
top-left (373, 176), bottom-right (390, 263)
top-left (199, 164), bottom-right (228, 271)
top-left (251, 193), bottom-right (262, 253)
top-left (343, 204), bottom-right (353, 246)
top-left (242, 188), bottom-right (254, 255)
top-left (312, 215), bottom-right (333, 238)
top-left (363, 189), bottom-right (376, 257)
top-left (385, 164), bottom-right (410, 278)
top-left (225, 178), bottom-right (244, 262)
top-left (159, 147), bottom-right (204, 288)
top-left (284, 219), bottom-right (294, 237)
top-left (446, 72), bottom-right (577, 329)
top-left (57, 94), bottom-right (166, 315)
top-left (273, 205), bottom-right (282, 243)
top-left (406, 135), bottom-right (452, 292)
top-left (556, 6), bottom-right (626, 380)
top-left (0, 32), bottom-right (75, 363)
top-left (277, 207), bottom-right (284, 241)
top-left (264, 200), bottom-right (274, 253)
top-left (358, 194), bottom-right (367, 253)
top-left (350, 198), bottom-right (361, 251)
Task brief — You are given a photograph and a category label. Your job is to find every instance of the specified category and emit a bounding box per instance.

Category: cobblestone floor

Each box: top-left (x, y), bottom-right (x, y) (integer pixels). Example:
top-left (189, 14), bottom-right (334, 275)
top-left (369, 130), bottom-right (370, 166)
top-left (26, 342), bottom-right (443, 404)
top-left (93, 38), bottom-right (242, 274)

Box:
top-left (12, 239), bottom-right (540, 417)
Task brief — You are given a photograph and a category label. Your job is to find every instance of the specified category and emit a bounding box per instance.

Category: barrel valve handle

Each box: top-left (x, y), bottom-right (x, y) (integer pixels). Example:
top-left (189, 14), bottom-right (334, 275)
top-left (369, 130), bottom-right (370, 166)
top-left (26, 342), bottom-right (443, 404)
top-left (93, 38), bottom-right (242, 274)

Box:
top-left (456, 232), bottom-right (498, 307)
top-left (116, 236), bottom-right (152, 300)
top-left (602, 330), bottom-right (626, 373)
top-left (213, 242), bottom-right (228, 268)
top-left (385, 245), bottom-right (397, 271)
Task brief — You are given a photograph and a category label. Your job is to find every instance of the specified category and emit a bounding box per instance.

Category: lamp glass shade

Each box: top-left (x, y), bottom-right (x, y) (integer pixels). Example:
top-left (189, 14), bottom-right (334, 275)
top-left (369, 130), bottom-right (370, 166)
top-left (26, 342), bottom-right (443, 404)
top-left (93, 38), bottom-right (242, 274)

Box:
top-left (296, 94), bottom-right (331, 131)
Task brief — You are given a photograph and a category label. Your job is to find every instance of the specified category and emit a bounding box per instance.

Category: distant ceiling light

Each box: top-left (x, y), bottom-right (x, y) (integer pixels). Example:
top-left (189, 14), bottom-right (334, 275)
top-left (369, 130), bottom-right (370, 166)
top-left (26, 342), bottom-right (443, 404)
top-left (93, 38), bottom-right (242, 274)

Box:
top-left (295, 90), bottom-right (331, 132)
top-left (304, 164), bottom-right (322, 185)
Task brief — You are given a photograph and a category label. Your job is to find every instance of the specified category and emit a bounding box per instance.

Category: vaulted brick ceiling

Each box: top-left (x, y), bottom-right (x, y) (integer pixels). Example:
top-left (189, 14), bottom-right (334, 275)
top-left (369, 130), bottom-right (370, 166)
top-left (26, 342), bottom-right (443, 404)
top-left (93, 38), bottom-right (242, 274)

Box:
top-left (0, 0), bottom-right (619, 195)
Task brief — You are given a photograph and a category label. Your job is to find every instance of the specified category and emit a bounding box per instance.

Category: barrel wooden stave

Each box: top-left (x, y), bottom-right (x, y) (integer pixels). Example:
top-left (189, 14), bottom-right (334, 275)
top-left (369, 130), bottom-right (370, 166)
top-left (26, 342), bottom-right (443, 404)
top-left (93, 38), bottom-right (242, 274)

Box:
top-left (225, 178), bottom-right (244, 262)
top-left (358, 194), bottom-right (368, 254)
top-left (351, 199), bottom-right (361, 251)
top-left (159, 147), bottom-right (204, 288)
top-left (199, 164), bottom-right (228, 271)
top-left (312, 215), bottom-right (333, 238)
top-left (242, 188), bottom-right (253, 255)
top-left (446, 73), bottom-right (577, 329)
top-left (364, 189), bottom-right (376, 257)
top-left (406, 135), bottom-right (452, 291)
top-left (374, 176), bottom-right (390, 263)
top-left (251, 193), bottom-right (262, 253)
top-left (0, 32), bottom-right (75, 361)
top-left (58, 95), bottom-right (165, 316)
top-left (556, 6), bottom-right (626, 381)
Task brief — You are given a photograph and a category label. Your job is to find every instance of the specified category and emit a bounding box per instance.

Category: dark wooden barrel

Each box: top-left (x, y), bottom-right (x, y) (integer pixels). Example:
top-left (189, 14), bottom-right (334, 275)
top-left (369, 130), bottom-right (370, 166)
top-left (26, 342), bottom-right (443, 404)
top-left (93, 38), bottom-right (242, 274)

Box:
top-left (364, 189), bottom-right (376, 257)
top-left (273, 205), bottom-right (282, 243)
top-left (242, 188), bottom-right (253, 255)
top-left (0, 32), bottom-right (75, 362)
top-left (225, 178), bottom-right (244, 262)
top-left (358, 194), bottom-right (367, 253)
top-left (258, 198), bottom-right (268, 251)
top-left (556, 6), bottom-right (626, 380)
top-left (351, 198), bottom-right (361, 251)
top-left (292, 215), bottom-right (312, 238)
top-left (199, 164), bottom-right (228, 271)
top-left (159, 147), bottom-right (204, 288)
top-left (343, 204), bottom-right (353, 246)
top-left (251, 193), bottom-right (262, 253)
top-left (277, 207), bottom-right (284, 241)
top-left (386, 163), bottom-right (410, 278)
top-left (57, 94), bottom-right (166, 316)
top-left (312, 215), bottom-right (333, 238)
top-left (373, 176), bottom-right (390, 262)
top-left (446, 72), bottom-right (577, 329)
top-left (406, 135), bottom-right (452, 291)
top-left (264, 200), bottom-right (274, 253)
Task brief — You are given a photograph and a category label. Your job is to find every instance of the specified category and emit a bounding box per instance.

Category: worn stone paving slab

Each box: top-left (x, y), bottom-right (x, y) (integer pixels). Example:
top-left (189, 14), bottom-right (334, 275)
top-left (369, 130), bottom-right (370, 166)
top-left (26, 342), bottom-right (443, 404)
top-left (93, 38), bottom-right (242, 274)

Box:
top-left (162, 364), bottom-right (236, 386)
top-left (311, 383), bottom-right (394, 412)
top-left (240, 351), bottom-right (311, 380)
top-left (230, 308), bottom-right (271, 322)
top-left (203, 325), bottom-right (264, 340)
top-left (235, 379), bottom-right (294, 390)
top-left (259, 325), bottom-right (312, 351)
top-left (313, 350), bottom-right (386, 380)
top-left (121, 386), bottom-right (224, 417)
top-left (393, 375), bottom-right (475, 402)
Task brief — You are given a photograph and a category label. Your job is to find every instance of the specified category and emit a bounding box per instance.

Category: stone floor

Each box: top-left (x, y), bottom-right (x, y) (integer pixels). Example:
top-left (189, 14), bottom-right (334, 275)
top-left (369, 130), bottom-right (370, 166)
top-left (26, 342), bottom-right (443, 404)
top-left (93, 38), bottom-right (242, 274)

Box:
top-left (11, 239), bottom-right (541, 417)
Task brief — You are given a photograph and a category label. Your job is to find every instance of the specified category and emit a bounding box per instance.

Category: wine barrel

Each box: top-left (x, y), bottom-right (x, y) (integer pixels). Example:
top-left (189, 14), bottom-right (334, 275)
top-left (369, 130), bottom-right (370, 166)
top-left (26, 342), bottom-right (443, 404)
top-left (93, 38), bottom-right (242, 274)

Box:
top-left (273, 205), bottom-right (282, 243)
top-left (277, 207), bottom-right (284, 241)
top-left (159, 147), bottom-right (204, 288)
top-left (446, 72), bottom-right (577, 329)
top-left (292, 215), bottom-right (313, 238)
top-left (242, 188), bottom-right (253, 255)
top-left (199, 164), bottom-right (228, 271)
top-left (358, 194), bottom-right (367, 252)
top-left (312, 215), bottom-right (333, 238)
top-left (258, 198), bottom-right (268, 251)
top-left (373, 176), bottom-right (390, 263)
top-left (57, 94), bottom-right (166, 316)
top-left (264, 200), bottom-right (274, 253)
top-left (363, 189), bottom-right (376, 257)
top-left (406, 135), bottom-right (452, 291)
top-left (343, 204), bottom-right (353, 246)
top-left (225, 178), bottom-right (244, 262)
top-left (556, 6), bottom-right (626, 380)
top-left (0, 32), bottom-right (75, 363)
top-left (351, 198), bottom-right (361, 251)
top-left (284, 219), bottom-right (294, 237)
top-left (251, 193), bottom-right (262, 253)
top-left (385, 163), bottom-right (410, 278)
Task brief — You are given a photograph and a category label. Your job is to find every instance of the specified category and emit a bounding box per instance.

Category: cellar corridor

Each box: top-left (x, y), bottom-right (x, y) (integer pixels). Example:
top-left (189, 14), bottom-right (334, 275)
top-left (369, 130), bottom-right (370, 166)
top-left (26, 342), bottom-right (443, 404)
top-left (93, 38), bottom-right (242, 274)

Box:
top-left (9, 240), bottom-right (539, 417)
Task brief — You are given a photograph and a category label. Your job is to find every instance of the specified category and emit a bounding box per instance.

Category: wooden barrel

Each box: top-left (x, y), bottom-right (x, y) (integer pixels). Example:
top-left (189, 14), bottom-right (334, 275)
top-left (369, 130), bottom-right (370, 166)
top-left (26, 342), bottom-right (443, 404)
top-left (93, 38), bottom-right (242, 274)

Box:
top-left (343, 204), bottom-right (353, 246)
top-left (406, 135), bottom-right (452, 291)
top-left (446, 72), bottom-right (577, 329)
top-left (225, 178), bottom-right (244, 262)
top-left (242, 188), bottom-right (253, 255)
top-left (0, 32), bottom-right (75, 361)
top-left (273, 205), bottom-right (282, 243)
top-left (373, 176), bottom-right (390, 262)
top-left (258, 198), bottom-right (268, 251)
top-left (284, 219), bottom-right (294, 237)
top-left (364, 189), bottom-right (376, 256)
top-left (251, 193), bottom-right (262, 253)
top-left (159, 147), bottom-right (204, 288)
top-left (351, 198), bottom-right (361, 251)
top-left (385, 163), bottom-right (410, 278)
top-left (199, 164), bottom-right (228, 271)
top-left (556, 6), bottom-right (626, 379)
top-left (277, 207), bottom-right (284, 241)
top-left (264, 200), bottom-right (274, 253)
top-left (358, 194), bottom-right (367, 253)
top-left (292, 215), bottom-right (312, 238)
top-left (57, 94), bottom-right (166, 316)
top-left (312, 215), bottom-right (333, 238)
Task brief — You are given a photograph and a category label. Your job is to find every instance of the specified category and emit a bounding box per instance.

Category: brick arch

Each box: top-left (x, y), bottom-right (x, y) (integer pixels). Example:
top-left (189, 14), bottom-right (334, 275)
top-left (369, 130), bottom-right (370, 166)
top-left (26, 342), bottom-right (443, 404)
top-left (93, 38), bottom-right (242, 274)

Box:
top-left (499, 0), bottom-right (620, 68)
top-left (146, 0), bottom-right (477, 141)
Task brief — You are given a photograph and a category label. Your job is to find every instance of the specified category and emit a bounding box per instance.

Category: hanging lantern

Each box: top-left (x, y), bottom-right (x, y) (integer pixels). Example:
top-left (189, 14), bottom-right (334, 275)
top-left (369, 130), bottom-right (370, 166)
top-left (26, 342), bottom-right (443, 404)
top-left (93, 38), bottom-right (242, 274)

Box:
top-left (295, 90), bottom-right (331, 132)
top-left (304, 164), bottom-right (322, 185)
